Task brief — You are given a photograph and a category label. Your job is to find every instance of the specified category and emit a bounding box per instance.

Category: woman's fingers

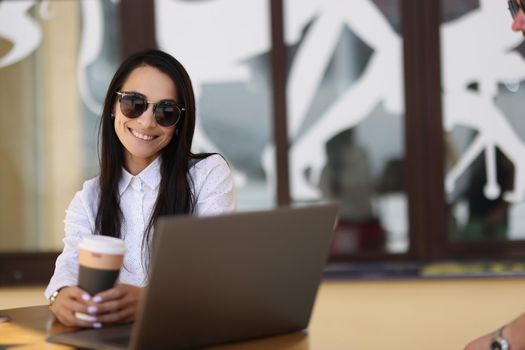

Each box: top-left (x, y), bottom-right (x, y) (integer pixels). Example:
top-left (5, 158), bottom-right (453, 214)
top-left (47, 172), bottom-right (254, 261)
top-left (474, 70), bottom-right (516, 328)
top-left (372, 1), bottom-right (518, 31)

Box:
top-left (49, 286), bottom-right (100, 328)
top-left (93, 286), bottom-right (125, 303)
top-left (65, 298), bottom-right (90, 314)
top-left (68, 286), bottom-right (91, 300)
top-left (89, 284), bottom-right (143, 324)
top-left (91, 299), bottom-right (122, 314)
top-left (56, 309), bottom-right (95, 328)
top-left (53, 300), bottom-right (96, 328)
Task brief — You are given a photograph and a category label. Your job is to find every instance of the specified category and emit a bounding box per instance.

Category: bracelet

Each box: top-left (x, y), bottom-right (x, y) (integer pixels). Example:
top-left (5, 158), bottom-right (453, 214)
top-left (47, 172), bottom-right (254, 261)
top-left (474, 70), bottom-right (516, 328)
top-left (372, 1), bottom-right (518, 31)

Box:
top-left (490, 325), bottom-right (510, 350)
top-left (48, 288), bottom-right (62, 307)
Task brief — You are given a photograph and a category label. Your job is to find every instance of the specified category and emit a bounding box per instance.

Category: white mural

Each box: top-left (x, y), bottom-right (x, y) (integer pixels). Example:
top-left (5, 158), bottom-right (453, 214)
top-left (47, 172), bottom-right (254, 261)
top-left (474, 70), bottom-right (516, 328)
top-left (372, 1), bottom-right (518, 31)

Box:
top-left (2, 0), bottom-right (525, 206)
top-left (0, 0), bottom-right (103, 116)
top-left (0, 0), bottom-right (43, 68)
top-left (153, 0), bottom-right (403, 199)
top-left (154, 0), bottom-right (272, 187)
top-left (442, 0), bottom-right (525, 202)
top-left (77, 0), bottom-right (105, 115)
top-left (275, 0), bottom-right (403, 200)
top-left (276, 0), bottom-right (525, 203)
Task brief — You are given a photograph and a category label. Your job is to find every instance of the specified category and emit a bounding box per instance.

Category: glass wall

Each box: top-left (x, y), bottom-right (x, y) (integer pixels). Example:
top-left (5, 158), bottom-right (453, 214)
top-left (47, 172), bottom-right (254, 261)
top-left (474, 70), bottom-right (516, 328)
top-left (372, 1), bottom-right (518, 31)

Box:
top-left (0, 0), bottom-right (120, 251)
top-left (442, 0), bottom-right (525, 242)
top-left (5, 0), bottom-right (524, 262)
top-left (155, 0), bottom-right (275, 210)
top-left (284, 0), bottom-right (408, 255)
top-left (0, 0), bottom-right (274, 253)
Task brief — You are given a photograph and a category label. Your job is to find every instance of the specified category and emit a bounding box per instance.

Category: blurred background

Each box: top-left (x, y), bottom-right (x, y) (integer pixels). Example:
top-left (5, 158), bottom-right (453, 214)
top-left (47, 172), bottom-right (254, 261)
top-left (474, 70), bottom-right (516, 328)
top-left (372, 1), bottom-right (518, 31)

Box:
top-left (2, 0), bottom-right (525, 282)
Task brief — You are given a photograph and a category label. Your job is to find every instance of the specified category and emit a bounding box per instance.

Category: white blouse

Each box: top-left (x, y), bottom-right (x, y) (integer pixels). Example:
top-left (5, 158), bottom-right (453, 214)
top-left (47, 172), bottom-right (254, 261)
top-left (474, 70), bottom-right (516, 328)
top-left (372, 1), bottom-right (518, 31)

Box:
top-left (45, 155), bottom-right (236, 299)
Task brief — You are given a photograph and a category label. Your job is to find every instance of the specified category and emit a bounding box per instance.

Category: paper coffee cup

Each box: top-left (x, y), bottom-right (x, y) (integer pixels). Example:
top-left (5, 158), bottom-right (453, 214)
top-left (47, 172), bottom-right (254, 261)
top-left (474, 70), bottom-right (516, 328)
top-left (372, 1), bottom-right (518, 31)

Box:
top-left (77, 235), bottom-right (126, 296)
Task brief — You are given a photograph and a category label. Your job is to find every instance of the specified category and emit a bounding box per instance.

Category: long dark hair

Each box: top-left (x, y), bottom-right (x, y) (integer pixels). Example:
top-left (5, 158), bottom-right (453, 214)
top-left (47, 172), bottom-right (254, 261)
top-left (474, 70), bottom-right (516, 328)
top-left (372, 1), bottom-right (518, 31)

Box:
top-left (95, 49), bottom-right (209, 269)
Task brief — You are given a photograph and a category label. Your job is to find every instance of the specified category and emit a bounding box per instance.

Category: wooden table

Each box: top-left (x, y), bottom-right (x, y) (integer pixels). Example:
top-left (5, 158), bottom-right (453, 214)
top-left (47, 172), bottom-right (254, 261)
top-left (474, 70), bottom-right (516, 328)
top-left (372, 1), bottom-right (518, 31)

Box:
top-left (1, 279), bottom-right (525, 349)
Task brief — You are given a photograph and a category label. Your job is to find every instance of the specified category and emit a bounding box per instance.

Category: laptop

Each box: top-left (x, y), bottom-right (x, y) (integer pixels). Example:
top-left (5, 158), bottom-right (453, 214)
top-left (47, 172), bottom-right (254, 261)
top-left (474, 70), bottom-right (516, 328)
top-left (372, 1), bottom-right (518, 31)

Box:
top-left (48, 203), bottom-right (339, 349)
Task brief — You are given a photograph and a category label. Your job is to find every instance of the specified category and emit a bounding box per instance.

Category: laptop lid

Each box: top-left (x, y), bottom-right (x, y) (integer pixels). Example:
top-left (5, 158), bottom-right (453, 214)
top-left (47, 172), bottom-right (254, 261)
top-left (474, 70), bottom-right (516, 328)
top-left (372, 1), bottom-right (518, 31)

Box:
top-left (129, 203), bottom-right (339, 349)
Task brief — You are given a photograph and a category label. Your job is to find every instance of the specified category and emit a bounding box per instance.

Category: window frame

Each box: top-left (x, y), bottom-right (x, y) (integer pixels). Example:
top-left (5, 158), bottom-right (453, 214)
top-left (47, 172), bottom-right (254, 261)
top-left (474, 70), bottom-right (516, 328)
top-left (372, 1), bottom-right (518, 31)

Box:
top-left (3, 0), bottom-right (525, 285)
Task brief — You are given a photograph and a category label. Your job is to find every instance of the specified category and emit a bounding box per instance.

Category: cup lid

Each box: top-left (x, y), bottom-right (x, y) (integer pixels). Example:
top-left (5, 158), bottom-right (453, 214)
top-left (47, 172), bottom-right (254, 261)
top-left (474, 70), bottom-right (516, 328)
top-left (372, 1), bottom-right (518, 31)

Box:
top-left (79, 235), bottom-right (126, 255)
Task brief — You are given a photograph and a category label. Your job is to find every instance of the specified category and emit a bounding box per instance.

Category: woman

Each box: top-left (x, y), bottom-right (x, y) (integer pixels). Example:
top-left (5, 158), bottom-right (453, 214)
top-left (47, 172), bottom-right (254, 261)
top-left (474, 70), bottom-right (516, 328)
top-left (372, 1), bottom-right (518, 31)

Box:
top-left (464, 2), bottom-right (525, 349)
top-left (45, 49), bottom-right (235, 328)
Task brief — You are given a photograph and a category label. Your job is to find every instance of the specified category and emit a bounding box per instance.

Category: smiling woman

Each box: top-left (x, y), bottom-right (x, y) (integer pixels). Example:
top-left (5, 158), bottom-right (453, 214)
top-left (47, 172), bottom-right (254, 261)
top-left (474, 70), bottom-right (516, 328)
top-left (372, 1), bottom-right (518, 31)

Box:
top-left (44, 49), bottom-right (236, 328)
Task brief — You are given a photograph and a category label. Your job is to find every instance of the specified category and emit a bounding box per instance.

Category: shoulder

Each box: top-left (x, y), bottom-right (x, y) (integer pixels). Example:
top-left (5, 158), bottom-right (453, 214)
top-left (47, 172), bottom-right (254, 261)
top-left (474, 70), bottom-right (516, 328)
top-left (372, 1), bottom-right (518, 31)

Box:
top-left (189, 154), bottom-right (231, 176)
top-left (79, 176), bottom-right (100, 199)
top-left (188, 154), bottom-right (234, 192)
top-left (188, 154), bottom-right (236, 215)
top-left (68, 176), bottom-right (100, 212)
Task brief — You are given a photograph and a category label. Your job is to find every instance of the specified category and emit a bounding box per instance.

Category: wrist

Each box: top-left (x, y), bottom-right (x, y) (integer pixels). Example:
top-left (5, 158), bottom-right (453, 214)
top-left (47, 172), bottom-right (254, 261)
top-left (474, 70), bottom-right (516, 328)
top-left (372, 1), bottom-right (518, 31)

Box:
top-left (491, 325), bottom-right (510, 350)
top-left (48, 287), bottom-right (66, 307)
top-left (505, 314), bottom-right (525, 350)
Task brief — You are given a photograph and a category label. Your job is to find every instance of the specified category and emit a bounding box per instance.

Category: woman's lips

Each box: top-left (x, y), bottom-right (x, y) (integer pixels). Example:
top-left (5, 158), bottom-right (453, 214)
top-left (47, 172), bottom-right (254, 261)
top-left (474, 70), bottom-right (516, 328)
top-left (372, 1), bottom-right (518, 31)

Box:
top-left (129, 128), bottom-right (158, 141)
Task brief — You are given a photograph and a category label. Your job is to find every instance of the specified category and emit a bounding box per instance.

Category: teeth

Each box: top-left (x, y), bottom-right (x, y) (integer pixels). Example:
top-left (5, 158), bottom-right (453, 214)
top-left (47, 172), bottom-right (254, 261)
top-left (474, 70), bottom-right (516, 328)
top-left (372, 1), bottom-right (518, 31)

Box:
top-left (131, 129), bottom-right (155, 141)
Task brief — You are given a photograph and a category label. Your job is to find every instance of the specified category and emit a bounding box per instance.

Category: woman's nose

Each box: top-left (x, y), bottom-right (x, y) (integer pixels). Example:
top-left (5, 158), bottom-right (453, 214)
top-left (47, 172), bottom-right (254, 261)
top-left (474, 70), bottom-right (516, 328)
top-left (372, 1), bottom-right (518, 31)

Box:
top-left (137, 104), bottom-right (157, 128)
top-left (512, 8), bottom-right (525, 32)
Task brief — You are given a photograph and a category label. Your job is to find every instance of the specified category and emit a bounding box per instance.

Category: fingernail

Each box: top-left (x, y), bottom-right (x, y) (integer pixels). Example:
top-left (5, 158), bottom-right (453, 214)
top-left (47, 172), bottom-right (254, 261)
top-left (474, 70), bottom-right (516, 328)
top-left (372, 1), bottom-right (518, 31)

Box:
top-left (93, 322), bottom-right (102, 328)
top-left (82, 294), bottom-right (91, 301)
top-left (75, 312), bottom-right (96, 322)
top-left (87, 306), bottom-right (97, 314)
top-left (93, 296), bottom-right (102, 303)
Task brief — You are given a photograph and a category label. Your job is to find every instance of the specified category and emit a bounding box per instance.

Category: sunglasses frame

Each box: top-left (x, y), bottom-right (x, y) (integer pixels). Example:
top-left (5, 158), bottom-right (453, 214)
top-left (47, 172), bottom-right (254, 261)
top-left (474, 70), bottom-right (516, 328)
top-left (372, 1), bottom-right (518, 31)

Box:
top-left (115, 91), bottom-right (185, 127)
top-left (509, 0), bottom-right (525, 18)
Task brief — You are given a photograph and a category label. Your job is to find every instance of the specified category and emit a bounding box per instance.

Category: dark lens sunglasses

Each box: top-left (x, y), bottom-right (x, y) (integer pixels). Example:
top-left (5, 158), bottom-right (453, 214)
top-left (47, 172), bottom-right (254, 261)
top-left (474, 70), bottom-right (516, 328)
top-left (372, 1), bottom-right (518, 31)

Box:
top-left (115, 91), bottom-right (185, 127)
top-left (509, 0), bottom-right (525, 18)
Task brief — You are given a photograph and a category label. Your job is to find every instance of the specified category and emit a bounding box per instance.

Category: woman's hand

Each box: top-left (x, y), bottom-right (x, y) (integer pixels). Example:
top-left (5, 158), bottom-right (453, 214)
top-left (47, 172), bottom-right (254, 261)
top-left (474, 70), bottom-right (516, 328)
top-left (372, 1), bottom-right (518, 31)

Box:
top-left (86, 284), bottom-right (144, 325)
top-left (465, 313), bottom-right (525, 350)
top-left (464, 332), bottom-right (491, 350)
top-left (49, 286), bottom-right (97, 328)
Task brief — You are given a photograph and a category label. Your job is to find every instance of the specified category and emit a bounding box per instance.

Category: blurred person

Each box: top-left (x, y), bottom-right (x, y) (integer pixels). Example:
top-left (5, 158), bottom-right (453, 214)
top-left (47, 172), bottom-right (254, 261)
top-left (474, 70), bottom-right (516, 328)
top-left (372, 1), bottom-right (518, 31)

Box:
top-left (464, 1), bottom-right (525, 349)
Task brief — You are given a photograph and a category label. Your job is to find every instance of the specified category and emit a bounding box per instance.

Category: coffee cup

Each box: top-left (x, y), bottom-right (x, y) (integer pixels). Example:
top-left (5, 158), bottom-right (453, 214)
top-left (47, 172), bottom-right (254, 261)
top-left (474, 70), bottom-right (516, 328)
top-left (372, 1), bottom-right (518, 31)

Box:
top-left (77, 235), bottom-right (126, 296)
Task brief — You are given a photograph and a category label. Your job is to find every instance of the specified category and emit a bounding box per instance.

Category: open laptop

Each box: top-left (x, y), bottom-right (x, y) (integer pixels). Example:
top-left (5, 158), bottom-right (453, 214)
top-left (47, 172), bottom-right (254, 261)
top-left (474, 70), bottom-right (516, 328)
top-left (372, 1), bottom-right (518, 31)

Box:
top-left (48, 203), bottom-right (339, 349)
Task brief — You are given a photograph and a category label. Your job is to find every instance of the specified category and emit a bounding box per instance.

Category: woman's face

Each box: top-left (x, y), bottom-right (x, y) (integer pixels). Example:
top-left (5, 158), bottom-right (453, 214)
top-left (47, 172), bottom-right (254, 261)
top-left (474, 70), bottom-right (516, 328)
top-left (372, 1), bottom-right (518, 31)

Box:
top-left (114, 65), bottom-right (178, 175)
top-left (512, 0), bottom-right (525, 33)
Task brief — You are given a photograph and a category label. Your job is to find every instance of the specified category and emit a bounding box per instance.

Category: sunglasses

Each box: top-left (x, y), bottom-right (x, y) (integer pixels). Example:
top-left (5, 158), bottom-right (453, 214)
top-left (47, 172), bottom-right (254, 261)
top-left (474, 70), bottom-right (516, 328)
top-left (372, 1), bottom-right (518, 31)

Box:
top-left (509, 0), bottom-right (525, 18)
top-left (115, 91), bottom-right (185, 127)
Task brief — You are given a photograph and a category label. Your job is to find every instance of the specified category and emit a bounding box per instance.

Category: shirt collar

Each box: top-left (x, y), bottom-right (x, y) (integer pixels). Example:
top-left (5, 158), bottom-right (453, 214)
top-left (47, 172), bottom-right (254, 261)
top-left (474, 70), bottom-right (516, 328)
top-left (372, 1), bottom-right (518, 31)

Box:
top-left (118, 157), bottom-right (161, 195)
